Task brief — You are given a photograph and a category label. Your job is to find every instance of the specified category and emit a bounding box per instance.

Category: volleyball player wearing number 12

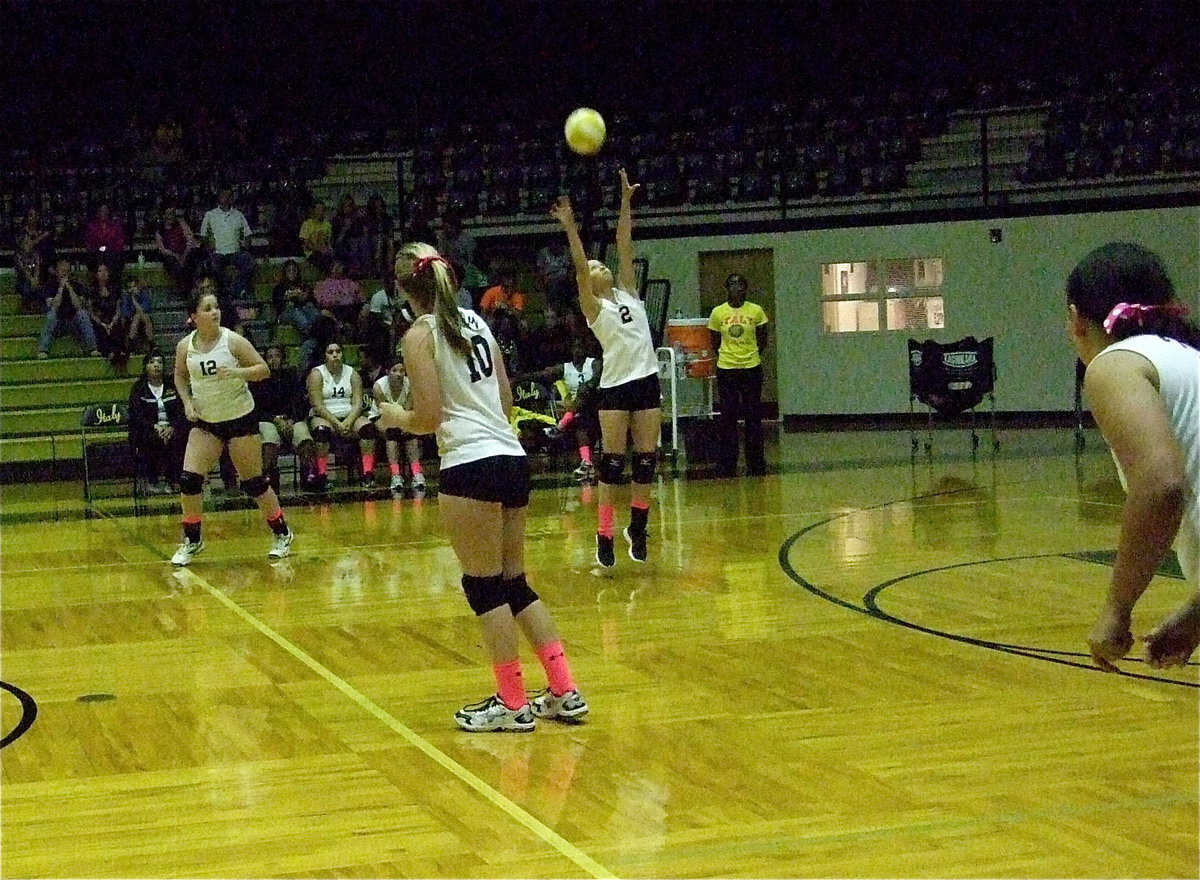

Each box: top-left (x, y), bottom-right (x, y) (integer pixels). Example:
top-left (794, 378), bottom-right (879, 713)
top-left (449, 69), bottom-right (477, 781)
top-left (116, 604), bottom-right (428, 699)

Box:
top-left (552, 169), bottom-right (661, 567)
top-left (378, 242), bottom-right (587, 732)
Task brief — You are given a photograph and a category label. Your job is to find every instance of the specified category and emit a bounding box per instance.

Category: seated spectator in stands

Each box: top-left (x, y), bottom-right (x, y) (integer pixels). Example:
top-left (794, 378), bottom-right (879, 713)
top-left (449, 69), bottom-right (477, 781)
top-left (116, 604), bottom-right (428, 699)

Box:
top-left (271, 259), bottom-right (307, 319)
top-left (84, 203), bottom-right (129, 273)
top-left (537, 241), bottom-right (575, 308)
top-left (127, 352), bottom-right (187, 495)
top-left (276, 266), bottom-right (325, 369)
top-left (361, 278), bottom-right (396, 367)
top-left (89, 262), bottom-right (134, 367)
top-left (363, 194), bottom-right (395, 279)
top-left (154, 207), bottom-right (201, 296)
top-left (436, 212), bottom-right (477, 276)
top-left (119, 273), bottom-right (155, 358)
top-left (313, 260), bottom-right (363, 328)
top-left (521, 305), bottom-right (571, 372)
top-left (38, 258), bottom-right (100, 359)
top-left (331, 194), bottom-right (369, 278)
top-left (450, 261), bottom-right (474, 310)
top-left (256, 342), bottom-right (316, 493)
top-left (199, 188), bottom-right (254, 300)
top-left (306, 340), bottom-right (379, 490)
top-left (15, 230), bottom-right (45, 314)
top-left (20, 208), bottom-right (55, 271)
top-left (489, 307), bottom-right (525, 375)
top-left (370, 357), bottom-right (426, 496)
top-left (480, 269), bottom-right (527, 317)
top-left (299, 201), bottom-right (334, 276)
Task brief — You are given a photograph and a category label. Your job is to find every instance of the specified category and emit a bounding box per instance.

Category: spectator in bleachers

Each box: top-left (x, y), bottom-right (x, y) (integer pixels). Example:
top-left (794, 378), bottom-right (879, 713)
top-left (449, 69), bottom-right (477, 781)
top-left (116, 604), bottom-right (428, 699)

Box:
top-left (363, 194), bottom-right (395, 279)
top-left (119, 273), bottom-right (155, 359)
top-left (436, 212), bottom-right (477, 277)
top-left (88, 262), bottom-right (135, 368)
top-left (313, 259), bottom-right (363, 329)
top-left (15, 228), bottom-right (45, 314)
top-left (271, 259), bottom-right (307, 319)
top-left (361, 277), bottom-right (397, 368)
top-left (299, 201), bottom-right (334, 276)
top-left (83, 203), bottom-right (128, 273)
top-left (199, 188), bottom-right (254, 300)
top-left (154, 207), bottom-right (202, 296)
top-left (37, 257), bottom-right (100, 359)
top-left (127, 352), bottom-right (187, 495)
top-left (20, 208), bottom-right (55, 271)
top-left (306, 339), bottom-right (378, 490)
top-left (331, 194), bottom-right (369, 278)
top-left (256, 342), bottom-right (316, 494)
top-left (480, 269), bottom-right (527, 317)
top-left (536, 241), bottom-right (574, 308)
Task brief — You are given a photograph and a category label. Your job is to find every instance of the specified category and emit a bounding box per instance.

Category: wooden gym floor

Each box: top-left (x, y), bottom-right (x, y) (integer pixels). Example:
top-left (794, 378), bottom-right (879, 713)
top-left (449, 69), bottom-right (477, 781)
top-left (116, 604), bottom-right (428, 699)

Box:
top-left (1, 427), bottom-right (1197, 878)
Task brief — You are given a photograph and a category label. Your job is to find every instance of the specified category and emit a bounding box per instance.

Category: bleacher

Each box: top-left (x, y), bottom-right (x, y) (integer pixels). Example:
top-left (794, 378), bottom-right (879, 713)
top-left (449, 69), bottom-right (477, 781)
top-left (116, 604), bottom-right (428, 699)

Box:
top-left (0, 262), bottom-right (371, 474)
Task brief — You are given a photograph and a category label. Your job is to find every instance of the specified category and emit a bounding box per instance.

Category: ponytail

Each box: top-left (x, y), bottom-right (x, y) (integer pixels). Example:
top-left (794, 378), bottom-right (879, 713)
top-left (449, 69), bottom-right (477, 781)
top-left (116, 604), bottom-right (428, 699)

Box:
top-left (396, 243), bottom-right (471, 359)
top-left (1067, 242), bottom-right (1200, 351)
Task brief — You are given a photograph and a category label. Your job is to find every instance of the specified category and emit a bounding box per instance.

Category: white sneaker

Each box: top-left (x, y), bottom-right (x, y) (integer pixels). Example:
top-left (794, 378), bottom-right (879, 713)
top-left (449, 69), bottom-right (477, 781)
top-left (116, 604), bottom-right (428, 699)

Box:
top-left (410, 472), bottom-right (426, 495)
top-left (389, 474), bottom-right (404, 493)
top-left (529, 688), bottom-right (589, 721)
top-left (454, 694), bottom-right (535, 732)
top-left (268, 529), bottom-right (293, 559)
top-left (171, 539), bottom-right (204, 566)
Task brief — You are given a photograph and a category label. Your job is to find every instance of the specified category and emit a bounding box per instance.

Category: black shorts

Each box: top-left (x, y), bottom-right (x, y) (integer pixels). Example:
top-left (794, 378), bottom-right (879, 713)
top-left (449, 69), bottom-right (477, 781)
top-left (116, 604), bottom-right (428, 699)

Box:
top-left (194, 412), bottom-right (259, 442)
top-left (597, 372), bottom-right (661, 412)
top-left (438, 455), bottom-right (530, 508)
top-left (384, 427), bottom-right (416, 443)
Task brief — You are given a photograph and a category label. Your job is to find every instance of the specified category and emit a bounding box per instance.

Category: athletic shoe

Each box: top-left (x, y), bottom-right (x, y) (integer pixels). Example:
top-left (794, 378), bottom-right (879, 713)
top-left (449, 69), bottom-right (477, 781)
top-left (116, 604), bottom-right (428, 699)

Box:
top-left (543, 424), bottom-right (563, 441)
top-left (268, 529), bottom-right (293, 559)
top-left (454, 694), bottom-right (535, 732)
top-left (529, 688), bottom-right (589, 722)
top-left (411, 473), bottom-right (426, 496)
top-left (595, 534), bottom-right (615, 568)
top-left (170, 539), bottom-right (204, 566)
top-left (572, 461), bottom-right (595, 482)
top-left (623, 526), bottom-right (648, 563)
top-left (389, 474), bottom-right (405, 494)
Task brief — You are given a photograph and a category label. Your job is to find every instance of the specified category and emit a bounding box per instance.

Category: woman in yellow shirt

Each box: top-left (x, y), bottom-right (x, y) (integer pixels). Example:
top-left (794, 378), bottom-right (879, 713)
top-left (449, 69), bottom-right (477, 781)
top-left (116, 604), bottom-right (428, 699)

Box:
top-left (707, 273), bottom-right (769, 477)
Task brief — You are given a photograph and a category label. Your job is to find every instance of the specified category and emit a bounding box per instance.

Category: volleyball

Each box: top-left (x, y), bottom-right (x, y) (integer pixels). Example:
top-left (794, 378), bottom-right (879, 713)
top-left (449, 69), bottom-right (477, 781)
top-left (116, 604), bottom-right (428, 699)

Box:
top-left (564, 108), bottom-right (606, 156)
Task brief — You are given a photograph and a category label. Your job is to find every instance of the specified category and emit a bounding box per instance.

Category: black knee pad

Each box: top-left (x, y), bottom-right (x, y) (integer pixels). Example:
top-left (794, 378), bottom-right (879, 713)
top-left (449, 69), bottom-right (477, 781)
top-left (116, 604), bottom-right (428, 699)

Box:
top-left (631, 451), bottom-right (657, 484)
top-left (598, 452), bottom-right (627, 486)
top-left (311, 424), bottom-right (333, 444)
top-left (179, 470), bottom-right (205, 495)
top-left (462, 574), bottom-right (506, 616)
top-left (241, 474), bottom-right (270, 499)
top-left (503, 574), bottom-right (540, 616)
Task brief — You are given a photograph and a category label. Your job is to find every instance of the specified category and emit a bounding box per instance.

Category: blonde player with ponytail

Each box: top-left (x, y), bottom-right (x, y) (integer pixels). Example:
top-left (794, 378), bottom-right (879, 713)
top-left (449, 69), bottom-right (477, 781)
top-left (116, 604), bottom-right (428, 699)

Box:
top-left (379, 242), bottom-right (588, 731)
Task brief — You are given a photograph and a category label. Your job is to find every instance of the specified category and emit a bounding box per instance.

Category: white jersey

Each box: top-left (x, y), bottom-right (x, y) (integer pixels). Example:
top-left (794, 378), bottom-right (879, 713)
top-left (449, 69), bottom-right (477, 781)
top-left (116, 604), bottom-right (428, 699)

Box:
top-left (418, 309), bottom-right (524, 469)
top-left (1094, 334), bottom-right (1200, 583)
top-left (588, 287), bottom-right (659, 387)
top-left (186, 328), bottom-right (254, 423)
top-left (314, 364), bottom-right (356, 419)
top-left (371, 373), bottom-right (410, 420)
top-left (562, 357), bottom-right (596, 398)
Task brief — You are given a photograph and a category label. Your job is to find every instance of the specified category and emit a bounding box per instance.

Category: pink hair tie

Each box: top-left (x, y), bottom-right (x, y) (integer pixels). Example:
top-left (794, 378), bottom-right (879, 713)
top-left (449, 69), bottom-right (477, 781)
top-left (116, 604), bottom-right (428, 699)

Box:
top-left (411, 254), bottom-right (456, 284)
top-left (1102, 301), bottom-right (1189, 334)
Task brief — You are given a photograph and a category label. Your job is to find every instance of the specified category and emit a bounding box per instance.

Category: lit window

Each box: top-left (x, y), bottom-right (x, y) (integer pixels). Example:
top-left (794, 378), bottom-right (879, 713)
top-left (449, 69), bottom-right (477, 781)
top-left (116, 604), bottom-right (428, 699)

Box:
top-left (822, 258), bottom-right (945, 333)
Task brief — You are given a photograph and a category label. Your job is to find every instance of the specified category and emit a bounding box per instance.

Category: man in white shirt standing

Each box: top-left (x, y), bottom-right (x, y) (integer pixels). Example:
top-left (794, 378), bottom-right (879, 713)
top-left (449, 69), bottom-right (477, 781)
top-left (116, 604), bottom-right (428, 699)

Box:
top-left (199, 188), bottom-right (254, 300)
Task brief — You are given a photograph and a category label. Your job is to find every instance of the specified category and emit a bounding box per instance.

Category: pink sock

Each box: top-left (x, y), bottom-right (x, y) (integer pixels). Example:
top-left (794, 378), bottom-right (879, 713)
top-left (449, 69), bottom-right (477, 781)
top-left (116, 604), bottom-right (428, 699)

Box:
top-left (558, 411), bottom-right (576, 430)
top-left (410, 460), bottom-right (423, 476)
top-left (535, 641), bottom-right (576, 696)
top-left (598, 504), bottom-right (614, 538)
top-left (316, 456), bottom-right (328, 476)
top-left (362, 452), bottom-right (375, 474)
top-left (579, 445), bottom-right (592, 464)
top-left (493, 659), bottom-right (527, 710)
top-left (390, 462), bottom-right (401, 476)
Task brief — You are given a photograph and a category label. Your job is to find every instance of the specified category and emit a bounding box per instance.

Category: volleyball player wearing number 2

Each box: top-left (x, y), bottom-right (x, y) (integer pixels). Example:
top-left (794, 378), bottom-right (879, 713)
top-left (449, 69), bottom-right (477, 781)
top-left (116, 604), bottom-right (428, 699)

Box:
top-left (171, 289), bottom-right (293, 566)
top-left (378, 242), bottom-right (587, 732)
top-left (552, 169), bottom-right (660, 567)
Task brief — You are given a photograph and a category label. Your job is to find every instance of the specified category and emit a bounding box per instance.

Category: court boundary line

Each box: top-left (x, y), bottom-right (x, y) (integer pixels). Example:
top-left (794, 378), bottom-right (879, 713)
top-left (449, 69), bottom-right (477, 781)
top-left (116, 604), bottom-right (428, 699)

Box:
top-left (86, 507), bottom-right (616, 880)
top-left (777, 489), bottom-right (1199, 687)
